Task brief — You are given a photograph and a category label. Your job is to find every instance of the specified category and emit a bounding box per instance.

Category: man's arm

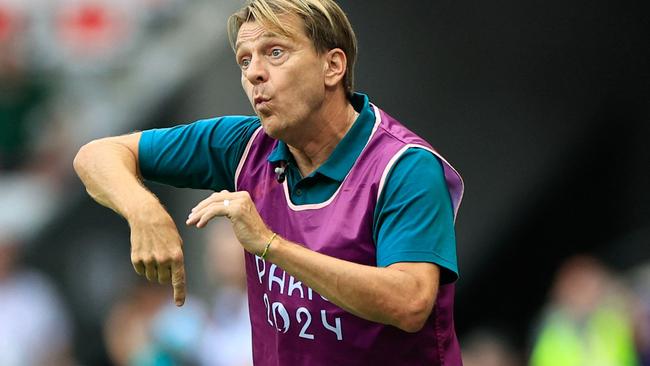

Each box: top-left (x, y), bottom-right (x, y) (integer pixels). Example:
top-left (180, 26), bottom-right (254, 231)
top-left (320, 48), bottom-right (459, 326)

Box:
top-left (74, 133), bottom-right (146, 215)
top-left (73, 133), bottom-right (186, 306)
top-left (267, 238), bottom-right (440, 333)
top-left (186, 190), bottom-right (439, 332)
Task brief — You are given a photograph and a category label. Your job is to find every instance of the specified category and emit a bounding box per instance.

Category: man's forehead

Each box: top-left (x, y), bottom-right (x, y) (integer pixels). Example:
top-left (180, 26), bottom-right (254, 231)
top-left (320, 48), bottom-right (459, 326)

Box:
top-left (235, 17), bottom-right (302, 50)
top-left (236, 24), bottom-right (281, 47)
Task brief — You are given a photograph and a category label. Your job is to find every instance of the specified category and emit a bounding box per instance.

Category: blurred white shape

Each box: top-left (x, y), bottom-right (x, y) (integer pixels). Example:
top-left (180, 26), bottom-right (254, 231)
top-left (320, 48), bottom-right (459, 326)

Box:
top-left (199, 287), bottom-right (252, 366)
top-left (199, 219), bottom-right (253, 366)
top-left (152, 300), bottom-right (208, 361)
top-left (0, 173), bottom-right (55, 244)
top-left (0, 270), bottom-right (72, 365)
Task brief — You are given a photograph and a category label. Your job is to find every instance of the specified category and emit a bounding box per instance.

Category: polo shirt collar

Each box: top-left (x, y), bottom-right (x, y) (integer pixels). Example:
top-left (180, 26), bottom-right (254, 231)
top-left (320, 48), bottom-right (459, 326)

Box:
top-left (267, 92), bottom-right (375, 182)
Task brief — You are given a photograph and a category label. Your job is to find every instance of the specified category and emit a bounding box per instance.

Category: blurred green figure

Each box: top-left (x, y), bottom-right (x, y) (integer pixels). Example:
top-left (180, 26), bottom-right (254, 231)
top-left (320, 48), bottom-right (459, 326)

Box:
top-left (0, 26), bottom-right (50, 171)
top-left (530, 256), bottom-right (639, 366)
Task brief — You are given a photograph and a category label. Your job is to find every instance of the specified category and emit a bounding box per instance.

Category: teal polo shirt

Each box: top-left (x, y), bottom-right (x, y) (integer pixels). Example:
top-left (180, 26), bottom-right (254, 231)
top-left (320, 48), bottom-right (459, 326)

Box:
top-left (139, 93), bottom-right (458, 283)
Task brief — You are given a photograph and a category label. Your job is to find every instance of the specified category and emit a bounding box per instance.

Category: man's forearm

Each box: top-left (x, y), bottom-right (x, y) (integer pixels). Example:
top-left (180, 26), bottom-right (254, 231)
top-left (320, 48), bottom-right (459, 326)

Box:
top-left (73, 137), bottom-right (159, 220)
top-left (75, 135), bottom-right (188, 305)
top-left (264, 237), bottom-right (439, 333)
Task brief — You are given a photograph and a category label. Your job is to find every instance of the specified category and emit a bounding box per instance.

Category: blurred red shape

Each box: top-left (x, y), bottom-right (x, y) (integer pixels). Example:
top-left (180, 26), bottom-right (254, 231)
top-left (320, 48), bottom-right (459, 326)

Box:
top-left (73, 5), bottom-right (108, 32)
top-left (56, 3), bottom-right (128, 57)
top-left (0, 7), bottom-right (14, 42)
top-left (59, 4), bottom-right (111, 36)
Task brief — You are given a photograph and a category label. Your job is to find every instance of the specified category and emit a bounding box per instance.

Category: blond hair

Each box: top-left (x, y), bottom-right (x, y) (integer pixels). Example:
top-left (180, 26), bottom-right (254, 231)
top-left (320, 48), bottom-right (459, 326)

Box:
top-left (228, 0), bottom-right (357, 97)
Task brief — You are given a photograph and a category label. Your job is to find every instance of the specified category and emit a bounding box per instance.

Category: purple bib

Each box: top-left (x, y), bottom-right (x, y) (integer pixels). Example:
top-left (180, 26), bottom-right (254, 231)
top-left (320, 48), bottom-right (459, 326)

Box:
top-left (235, 105), bottom-right (464, 366)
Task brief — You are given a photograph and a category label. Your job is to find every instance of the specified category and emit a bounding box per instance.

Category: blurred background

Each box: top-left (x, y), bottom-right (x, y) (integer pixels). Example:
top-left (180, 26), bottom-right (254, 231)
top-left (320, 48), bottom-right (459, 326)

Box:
top-left (0, 0), bottom-right (648, 365)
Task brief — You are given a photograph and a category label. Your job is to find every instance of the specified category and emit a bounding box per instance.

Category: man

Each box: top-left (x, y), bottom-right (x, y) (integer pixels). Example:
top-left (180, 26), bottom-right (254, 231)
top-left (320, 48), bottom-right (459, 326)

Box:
top-left (74, 0), bottom-right (464, 364)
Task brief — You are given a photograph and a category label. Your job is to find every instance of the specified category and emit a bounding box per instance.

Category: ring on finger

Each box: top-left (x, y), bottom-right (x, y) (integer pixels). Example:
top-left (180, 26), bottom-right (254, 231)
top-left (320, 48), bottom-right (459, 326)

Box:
top-left (223, 199), bottom-right (230, 207)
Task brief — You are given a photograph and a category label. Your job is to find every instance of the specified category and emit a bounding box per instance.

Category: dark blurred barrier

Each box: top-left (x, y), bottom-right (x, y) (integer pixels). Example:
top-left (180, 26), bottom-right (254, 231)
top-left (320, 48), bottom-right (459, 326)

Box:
top-left (337, 0), bottom-right (649, 353)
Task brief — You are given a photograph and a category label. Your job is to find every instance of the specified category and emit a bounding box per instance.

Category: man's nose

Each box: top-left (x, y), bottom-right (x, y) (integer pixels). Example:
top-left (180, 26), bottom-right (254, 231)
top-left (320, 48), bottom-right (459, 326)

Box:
top-left (245, 56), bottom-right (268, 85)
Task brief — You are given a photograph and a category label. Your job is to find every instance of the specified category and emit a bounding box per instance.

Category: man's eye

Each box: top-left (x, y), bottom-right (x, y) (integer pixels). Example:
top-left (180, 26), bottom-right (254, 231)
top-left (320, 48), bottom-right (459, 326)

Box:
top-left (240, 58), bottom-right (251, 68)
top-left (270, 49), bottom-right (283, 58)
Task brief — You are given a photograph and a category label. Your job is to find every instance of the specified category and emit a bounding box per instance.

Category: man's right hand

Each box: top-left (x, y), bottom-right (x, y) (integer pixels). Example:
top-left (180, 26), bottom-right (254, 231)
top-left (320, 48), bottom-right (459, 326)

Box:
top-left (129, 208), bottom-right (186, 306)
top-left (74, 133), bottom-right (186, 306)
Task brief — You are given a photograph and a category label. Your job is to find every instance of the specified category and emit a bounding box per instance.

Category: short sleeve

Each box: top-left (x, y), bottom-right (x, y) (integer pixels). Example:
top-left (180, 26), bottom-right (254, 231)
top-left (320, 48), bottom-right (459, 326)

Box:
top-left (138, 116), bottom-right (260, 191)
top-left (373, 148), bottom-right (459, 284)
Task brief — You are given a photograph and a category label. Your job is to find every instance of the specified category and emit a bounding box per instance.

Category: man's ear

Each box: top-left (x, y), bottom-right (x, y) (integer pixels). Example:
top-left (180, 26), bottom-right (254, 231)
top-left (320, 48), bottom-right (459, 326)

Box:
top-left (323, 48), bottom-right (347, 88)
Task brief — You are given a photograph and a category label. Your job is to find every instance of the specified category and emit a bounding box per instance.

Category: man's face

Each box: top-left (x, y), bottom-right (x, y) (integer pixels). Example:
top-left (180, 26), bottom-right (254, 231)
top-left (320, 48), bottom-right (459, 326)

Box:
top-left (235, 16), bottom-right (326, 139)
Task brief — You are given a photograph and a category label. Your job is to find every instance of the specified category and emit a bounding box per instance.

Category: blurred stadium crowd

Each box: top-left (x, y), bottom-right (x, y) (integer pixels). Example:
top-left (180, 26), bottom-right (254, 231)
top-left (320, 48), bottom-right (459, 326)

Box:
top-left (1, 0), bottom-right (649, 365)
top-left (1, 0), bottom-right (253, 364)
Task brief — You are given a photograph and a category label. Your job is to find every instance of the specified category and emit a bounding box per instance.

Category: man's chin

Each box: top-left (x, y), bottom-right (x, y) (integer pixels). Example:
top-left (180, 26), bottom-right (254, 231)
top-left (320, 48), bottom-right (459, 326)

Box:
top-left (259, 115), bottom-right (282, 139)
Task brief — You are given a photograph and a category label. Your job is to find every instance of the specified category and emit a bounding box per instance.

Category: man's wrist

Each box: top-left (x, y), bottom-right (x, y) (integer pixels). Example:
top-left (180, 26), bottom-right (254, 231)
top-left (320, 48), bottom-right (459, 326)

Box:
top-left (260, 232), bottom-right (278, 259)
top-left (125, 197), bottom-right (169, 226)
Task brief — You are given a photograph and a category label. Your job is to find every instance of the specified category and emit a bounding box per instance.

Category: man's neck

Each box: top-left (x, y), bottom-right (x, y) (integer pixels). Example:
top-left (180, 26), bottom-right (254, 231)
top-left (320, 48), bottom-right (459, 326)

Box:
top-left (287, 92), bottom-right (359, 177)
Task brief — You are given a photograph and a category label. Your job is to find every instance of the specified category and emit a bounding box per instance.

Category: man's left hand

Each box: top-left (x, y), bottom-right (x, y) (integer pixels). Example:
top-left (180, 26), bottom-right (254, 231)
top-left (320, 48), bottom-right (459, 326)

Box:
top-left (186, 190), bottom-right (273, 255)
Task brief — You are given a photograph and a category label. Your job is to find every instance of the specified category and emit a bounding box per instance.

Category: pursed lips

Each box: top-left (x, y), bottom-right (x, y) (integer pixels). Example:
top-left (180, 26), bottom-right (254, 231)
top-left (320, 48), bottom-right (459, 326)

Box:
top-left (254, 96), bottom-right (271, 110)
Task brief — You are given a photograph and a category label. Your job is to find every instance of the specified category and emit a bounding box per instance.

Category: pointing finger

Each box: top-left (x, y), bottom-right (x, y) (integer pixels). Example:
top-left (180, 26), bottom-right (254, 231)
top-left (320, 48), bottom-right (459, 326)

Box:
top-left (171, 259), bottom-right (186, 306)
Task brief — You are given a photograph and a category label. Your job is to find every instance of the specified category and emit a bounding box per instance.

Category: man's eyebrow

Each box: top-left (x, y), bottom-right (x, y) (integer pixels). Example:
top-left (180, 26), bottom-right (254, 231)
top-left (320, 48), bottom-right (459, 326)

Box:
top-left (235, 32), bottom-right (285, 51)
